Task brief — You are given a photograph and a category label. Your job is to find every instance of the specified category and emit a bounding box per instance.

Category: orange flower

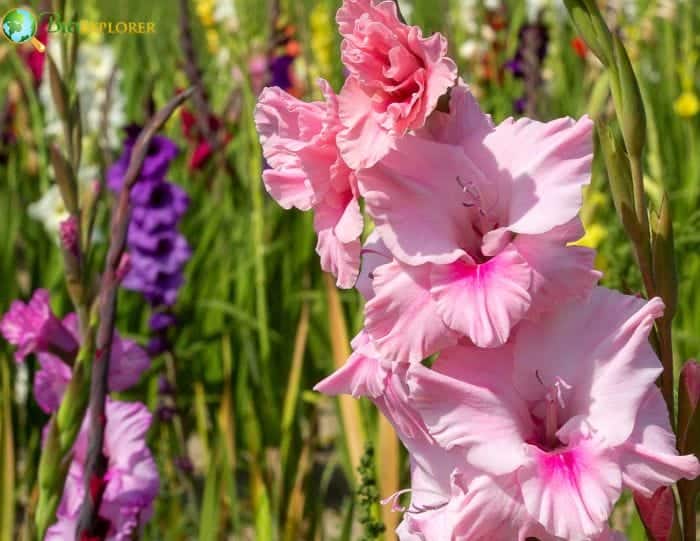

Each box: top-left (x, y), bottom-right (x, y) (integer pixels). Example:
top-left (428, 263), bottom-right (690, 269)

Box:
top-left (571, 36), bottom-right (587, 59)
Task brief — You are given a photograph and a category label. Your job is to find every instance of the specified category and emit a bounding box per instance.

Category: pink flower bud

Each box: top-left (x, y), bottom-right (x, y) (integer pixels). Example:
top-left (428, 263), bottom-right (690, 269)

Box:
top-left (634, 487), bottom-right (674, 541)
top-left (59, 216), bottom-right (79, 257)
top-left (115, 253), bottom-right (132, 283)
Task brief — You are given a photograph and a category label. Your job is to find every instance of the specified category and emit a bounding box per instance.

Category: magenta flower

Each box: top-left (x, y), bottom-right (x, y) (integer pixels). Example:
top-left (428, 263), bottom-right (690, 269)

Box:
top-left (335, 0), bottom-right (457, 169)
top-left (405, 288), bottom-right (699, 539)
top-left (33, 314), bottom-right (150, 413)
top-left (0, 289), bottom-right (77, 363)
top-left (255, 79), bottom-right (362, 288)
top-left (45, 399), bottom-right (159, 540)
top-left (358, 84), bottom-right (600, 355)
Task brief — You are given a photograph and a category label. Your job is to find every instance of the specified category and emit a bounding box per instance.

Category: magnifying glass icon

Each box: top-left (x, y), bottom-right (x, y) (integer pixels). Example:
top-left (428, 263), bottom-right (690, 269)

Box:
top-left (2, 7), bottom-right (46, 53)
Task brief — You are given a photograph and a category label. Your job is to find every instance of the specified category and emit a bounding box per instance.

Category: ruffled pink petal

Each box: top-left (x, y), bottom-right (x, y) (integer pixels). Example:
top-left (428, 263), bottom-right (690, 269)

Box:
top-left (314, 331), bottom-right (389, 398)
top-left (255, 87), bottom-right (326, 210)
top-left (619, 388), bottom-right (700, 496)
top-left (517, 439), bottom-right (622, 539)
top-left (364, 259), bottom-right (458, 363)
top-left (358, 133), bottom-right (485, 265)
top-left (313, 188), bottom-right (363, 289)
top-left (429, 246), bottom-right (532, 347)
top-left (103, 400), bottom-right (153, 467)
top-left (408, 346), bottom-right (532, 475)
top-left (482, 115), bottom-right (594, 235)
top-left (513, 219), bottom-right (601, 320)
top-left (337, 76), bottom-right (395, 170)
top-left (513, 288), bottom-right (665, 447)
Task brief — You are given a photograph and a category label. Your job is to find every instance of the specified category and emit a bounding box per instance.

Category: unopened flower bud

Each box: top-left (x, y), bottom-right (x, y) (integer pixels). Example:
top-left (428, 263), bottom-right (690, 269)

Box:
top-left (115, 253), bottom-right (131, 283)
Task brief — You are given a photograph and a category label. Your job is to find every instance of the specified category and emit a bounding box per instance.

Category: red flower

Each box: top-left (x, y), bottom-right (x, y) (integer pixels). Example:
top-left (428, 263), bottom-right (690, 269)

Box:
top-left (571, 36), bottom-right (588, 59)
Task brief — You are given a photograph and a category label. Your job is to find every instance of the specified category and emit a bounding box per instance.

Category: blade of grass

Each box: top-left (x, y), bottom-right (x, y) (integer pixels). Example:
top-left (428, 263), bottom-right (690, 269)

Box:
top-left (323, 274), bottom-right (365, 485)
top-left (377, 415), bottom-right (399, 539)
top-left (1, 358), bottom-right (15, 541)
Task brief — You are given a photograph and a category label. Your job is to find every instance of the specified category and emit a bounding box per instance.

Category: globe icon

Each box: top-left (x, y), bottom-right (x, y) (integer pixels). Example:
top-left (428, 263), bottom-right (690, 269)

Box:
top-left (2, 7), bottom-right (44, 52)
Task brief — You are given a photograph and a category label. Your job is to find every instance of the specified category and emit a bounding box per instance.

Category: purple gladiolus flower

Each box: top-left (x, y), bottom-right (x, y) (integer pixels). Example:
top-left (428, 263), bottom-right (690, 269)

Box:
top-left (149, 312), bottom-right (176, 333)
top-left (107, 125), bottom-right (179, 190)
top-left (269, 54), bottom-right (296, 90)
top-left (130, 180), bottom-right (190, 232)
top-left (109, 127), bottom-right (191, 315)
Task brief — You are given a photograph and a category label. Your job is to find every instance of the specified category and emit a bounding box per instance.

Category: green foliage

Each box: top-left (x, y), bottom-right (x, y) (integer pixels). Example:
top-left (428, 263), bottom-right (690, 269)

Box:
top-left (357, 445), bottom-right (386, 541)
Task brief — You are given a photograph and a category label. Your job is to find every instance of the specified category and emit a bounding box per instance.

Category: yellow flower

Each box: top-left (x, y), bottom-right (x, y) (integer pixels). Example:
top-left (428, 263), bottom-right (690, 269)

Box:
top-left (196, 0), bottom-right (215, 27)
top-left (674, 91), bottom-right (700, 118)
top-left (572, 223), bottom-right (608, 250)
top-left (310, 3), bottom-right (334, 74)
top-left (206, 29), bottom-right (219, 53)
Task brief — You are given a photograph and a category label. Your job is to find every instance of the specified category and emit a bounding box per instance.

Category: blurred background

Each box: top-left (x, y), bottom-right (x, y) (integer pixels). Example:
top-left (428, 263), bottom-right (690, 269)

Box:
top-left (0, 0), bottom-right (698, 539)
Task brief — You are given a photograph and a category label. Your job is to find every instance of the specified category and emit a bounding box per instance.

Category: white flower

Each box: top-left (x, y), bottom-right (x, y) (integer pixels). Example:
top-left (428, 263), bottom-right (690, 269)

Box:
top-left (14, 364), bottom-right (29, 405)
top-left (213, 0), bottom-right (239, 31)
top-left (40, 40), bottom-right (126, 150)
top-left (28, 185), bottom-right (68, 238)
top-left (458, 39), bottom-right (484, 60)
top-left (28, 164), bottom-right (99, 239)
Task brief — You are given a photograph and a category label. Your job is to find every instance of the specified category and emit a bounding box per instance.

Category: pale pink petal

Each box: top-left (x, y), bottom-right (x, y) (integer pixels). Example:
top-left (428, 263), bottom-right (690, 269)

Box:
top-left (408, 346), bottom-right (533, 475)
top-left (358, 134), bottom-right (486, 265)
top-left (355, 230), bottom-right (391, 300)
top-left (313, 332), bottom-right (389, 399)
top-left (314, 189), bottom-right (363, 288)
top-left (103, 400), bottom-right (153, 467)
top-left (337, 76), bottom-right (395, 170)
top-left (482, 115), bottom-right (594, 235)
top-left (513, 288), bottom-right (665, 446)
top-left (618, 388), bottom-right (700, 495)
top-left (255, 87), bottom-right (326, 210)
top-left (418, 81), bottom-right (494, 146)
top-left (429, 246), bottom-right (532, 347)
top-left (517, 440), bottom-right (622, 539)
top-left (365, 259), bottom-right (458, 363)
top-left (513, 219), bottom-right (601, 319)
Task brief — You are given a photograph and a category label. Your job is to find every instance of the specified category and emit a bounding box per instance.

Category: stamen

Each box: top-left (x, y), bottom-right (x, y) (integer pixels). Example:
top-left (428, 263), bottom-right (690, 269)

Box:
top-left (540, 375), bottom-right (572, 449)
top-left (380, 488), bottom-right (448, 514)
top-left (455, 175), bottom-right (500, 219)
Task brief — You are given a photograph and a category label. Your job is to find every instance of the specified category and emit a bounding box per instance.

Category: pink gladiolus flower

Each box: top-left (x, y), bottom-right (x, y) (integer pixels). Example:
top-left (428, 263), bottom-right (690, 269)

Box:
top-left (255, 79), bottom-right (362, 288)
top-left (358, 84), bottom-right (600, 355)
top-left (45, 399), bottom-right (159, 541)
top-left (406, 288), bottom-right (699, 540)
top-left (33, 313), bottom-right (150, 413)
top-left (335, 0), bottom-right (457, 169)
top-left (0, 289), bottom-right (77, 363)
top-left (315, 330), bottom-right (629, 541)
